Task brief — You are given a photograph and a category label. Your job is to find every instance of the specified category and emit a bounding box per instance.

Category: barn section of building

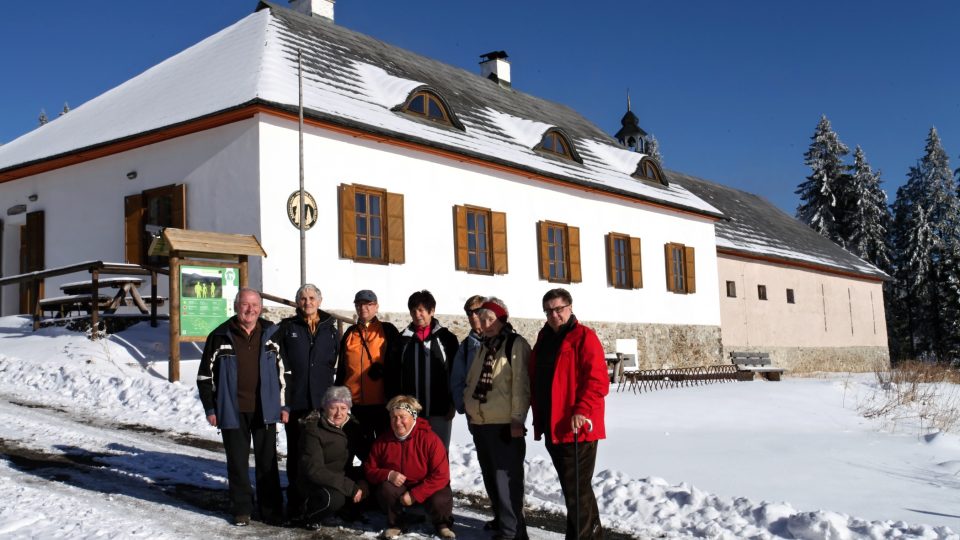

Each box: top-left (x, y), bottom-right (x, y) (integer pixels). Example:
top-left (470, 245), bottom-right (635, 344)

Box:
top-left (0, 1), bottom-right (886, 371)
top-left (671, 172), bottom-right (890, 372)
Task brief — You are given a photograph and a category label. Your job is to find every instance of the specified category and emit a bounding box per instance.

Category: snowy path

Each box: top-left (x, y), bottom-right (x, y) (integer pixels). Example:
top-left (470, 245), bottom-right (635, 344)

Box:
top-left (0, 395), bottom-right (575, 539)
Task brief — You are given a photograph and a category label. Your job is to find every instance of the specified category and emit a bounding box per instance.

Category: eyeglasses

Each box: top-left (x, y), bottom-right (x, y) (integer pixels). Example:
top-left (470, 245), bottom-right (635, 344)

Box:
top-left (465, 308), bottom-right (482, 316)
top-left (543, 304), bottom-right (570, 316)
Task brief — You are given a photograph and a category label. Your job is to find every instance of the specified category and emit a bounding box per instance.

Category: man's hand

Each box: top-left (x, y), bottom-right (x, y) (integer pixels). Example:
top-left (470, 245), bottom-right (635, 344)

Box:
top-left (571, 414), bottom-right (592, 434)
top-left (510, 419), bottom-right (525, 438)
top-left (400, 491), bottom-right (414, 506)
top-left (280, 410), bottom-right (290, 424)
top-left (387, 470), bottom-right (407, 487)
top-left (207, 414), bottom-right (217, 427)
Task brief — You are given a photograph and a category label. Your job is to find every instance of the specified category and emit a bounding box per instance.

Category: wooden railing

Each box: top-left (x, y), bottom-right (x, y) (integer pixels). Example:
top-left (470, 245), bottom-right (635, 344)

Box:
top-left (0, 261), bottom-right (165, 335)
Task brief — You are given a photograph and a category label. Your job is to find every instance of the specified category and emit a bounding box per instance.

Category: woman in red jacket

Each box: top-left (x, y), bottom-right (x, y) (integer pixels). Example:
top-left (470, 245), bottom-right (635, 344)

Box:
top-left (364, 395), bottom-right (455, 539)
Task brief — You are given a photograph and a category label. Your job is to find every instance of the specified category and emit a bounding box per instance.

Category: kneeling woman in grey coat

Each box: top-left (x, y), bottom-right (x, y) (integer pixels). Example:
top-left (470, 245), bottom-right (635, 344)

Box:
top-left (298, 386), bottom-right (369, 529)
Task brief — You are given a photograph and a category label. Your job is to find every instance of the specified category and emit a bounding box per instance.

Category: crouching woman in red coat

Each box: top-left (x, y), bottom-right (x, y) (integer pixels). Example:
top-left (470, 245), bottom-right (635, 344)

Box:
top-left (364, 395), bottom-right (455, 539)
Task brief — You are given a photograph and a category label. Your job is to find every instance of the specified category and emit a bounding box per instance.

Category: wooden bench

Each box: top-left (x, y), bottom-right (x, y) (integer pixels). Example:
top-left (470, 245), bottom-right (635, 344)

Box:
top-left (730, 351), bottom-right (785, 381)
top-left (39, 294), bottom-right (113, 318)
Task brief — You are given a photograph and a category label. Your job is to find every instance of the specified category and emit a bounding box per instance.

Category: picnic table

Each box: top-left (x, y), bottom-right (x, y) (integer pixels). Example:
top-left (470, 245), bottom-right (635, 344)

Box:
top-left (0, 260), bottom-right (166, 336)
top-left (59, 276), bottom-right (149, 313)
top-left (40, 275), bottom-right (166, 318)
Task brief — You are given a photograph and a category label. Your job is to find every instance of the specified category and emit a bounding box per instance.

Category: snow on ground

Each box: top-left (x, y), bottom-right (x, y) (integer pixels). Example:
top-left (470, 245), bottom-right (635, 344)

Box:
top-left (0, 315), bottom-right (958, 539)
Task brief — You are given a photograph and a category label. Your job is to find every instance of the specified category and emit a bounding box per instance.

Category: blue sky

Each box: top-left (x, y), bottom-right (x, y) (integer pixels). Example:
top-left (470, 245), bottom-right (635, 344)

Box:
top-left (2, 1), bottom-right (958, 213)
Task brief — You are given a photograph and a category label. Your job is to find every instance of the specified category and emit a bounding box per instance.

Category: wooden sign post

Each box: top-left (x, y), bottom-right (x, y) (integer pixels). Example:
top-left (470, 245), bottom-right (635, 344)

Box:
top-left (150, 229), bottom-right (266, 382)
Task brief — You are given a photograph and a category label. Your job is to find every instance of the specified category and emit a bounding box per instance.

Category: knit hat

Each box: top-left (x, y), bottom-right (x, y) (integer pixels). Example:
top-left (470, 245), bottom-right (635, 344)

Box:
top-left (480, 300), bottom-right (508, 321)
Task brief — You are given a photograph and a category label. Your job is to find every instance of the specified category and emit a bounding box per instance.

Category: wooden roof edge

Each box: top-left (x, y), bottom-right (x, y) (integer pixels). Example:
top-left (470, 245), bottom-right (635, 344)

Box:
top-left (161, 228), bottom-right (267, 257)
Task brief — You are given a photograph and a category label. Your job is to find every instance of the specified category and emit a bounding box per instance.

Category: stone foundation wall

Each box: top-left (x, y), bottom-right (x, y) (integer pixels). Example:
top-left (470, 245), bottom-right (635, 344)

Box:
top-left (265, 306), bottom-right (723, 370)
top-left (721, 345), bottom-right (890, 374)
top-left (264, 306), bottom-right (888, 373)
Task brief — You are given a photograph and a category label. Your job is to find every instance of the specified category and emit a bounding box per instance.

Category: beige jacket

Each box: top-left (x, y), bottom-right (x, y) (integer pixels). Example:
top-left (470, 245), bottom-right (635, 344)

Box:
top-left (463, 334), bottom-right (531, 425)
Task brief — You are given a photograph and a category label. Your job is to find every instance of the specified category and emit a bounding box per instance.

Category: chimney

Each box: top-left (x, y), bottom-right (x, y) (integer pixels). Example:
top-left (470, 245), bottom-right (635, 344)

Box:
top-left (288, 0), bottom-right (334, 21)
top-left (479, 51), bottom-right (511, 89)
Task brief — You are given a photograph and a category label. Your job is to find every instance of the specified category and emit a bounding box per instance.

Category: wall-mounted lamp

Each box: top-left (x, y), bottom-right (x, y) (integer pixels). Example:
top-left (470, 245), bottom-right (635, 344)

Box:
top-left (126, 170), bottom-right (138, 180)
top-left (27, 194), bottom-right (38, 202)
top-left (6, 204), bottom-right (27, 216)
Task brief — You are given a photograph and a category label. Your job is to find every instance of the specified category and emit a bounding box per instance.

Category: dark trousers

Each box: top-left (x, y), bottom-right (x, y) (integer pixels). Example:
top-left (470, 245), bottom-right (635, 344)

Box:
top-left (545, 439), bottom-right (603, 540)
top-left (221, 411), bottom-right (283, 521)
top-left (352, 403), bottom-right (388, 461)
top-left (283, 409), bottom-right (309, 516)
top-left (471, 423), bottom-right (527, 539)
top-left (302, 484), bottom-right (347, 523)
top-left (375, 481), bottom-right (453, 529)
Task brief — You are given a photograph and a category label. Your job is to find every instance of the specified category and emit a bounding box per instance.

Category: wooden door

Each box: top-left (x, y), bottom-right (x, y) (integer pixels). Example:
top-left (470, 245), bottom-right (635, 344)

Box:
top-left (19, 211), bottom-right (44, 314)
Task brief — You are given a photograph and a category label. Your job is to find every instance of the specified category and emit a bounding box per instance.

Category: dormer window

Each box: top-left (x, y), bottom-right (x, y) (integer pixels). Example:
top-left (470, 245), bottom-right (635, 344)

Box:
top-left (397, 88), bottom-right (465, 130)
top-left (633, 157), bottom-right (667, 186)
top-left (403, 90), bottom-right (452, 125)
top-left (536, 129), bottom-right (581, 163)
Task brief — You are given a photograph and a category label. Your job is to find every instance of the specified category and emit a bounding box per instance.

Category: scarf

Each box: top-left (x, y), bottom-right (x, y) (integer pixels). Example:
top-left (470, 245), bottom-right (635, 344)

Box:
top-left (472, 323), bottom-right (513, 403)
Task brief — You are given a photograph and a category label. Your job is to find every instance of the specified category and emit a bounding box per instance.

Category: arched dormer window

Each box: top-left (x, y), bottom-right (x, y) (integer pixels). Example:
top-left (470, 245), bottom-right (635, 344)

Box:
top-left (398, 88), bottom-right (463, 130)
top-left (535, 129), bottom-right (582, 163)
top-left (633, 157), bottom-right (667, 186)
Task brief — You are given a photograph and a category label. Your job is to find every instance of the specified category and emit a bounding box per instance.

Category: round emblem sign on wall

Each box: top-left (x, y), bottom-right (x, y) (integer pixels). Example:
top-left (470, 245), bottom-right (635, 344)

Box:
top-left (287, 191), bottom-right (318, 230)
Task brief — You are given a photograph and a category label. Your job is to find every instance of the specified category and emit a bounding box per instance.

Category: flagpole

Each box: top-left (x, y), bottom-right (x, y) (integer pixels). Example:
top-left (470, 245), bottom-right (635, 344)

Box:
top-left (298, 49), bottom-right (306, 287)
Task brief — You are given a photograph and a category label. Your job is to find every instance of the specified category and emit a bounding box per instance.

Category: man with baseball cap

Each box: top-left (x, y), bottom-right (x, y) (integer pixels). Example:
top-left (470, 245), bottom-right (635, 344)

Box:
top-left (335, 290), bottom-right (400, 456)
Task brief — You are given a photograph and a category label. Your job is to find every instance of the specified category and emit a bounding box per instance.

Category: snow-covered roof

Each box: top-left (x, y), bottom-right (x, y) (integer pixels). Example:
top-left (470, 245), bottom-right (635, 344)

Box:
top-left (669, 171), bottom-right (889, 279)
top-left (0, 3), bottom-right (721, 218)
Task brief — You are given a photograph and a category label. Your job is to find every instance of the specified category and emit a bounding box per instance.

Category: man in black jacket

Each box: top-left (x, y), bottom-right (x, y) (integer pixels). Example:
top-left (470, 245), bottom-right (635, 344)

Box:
top-left (276, 283), bottom-right (340, 521)
top-left (197, 288), bottom-right (285, 526)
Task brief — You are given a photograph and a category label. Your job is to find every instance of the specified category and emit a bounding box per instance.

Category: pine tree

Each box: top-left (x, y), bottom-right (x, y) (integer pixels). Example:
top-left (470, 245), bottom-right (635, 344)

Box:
top-left (59, 102), bottom-right (70, 117)
top-left (38, 109), bottom-right (48, 126)
top-left (796, 115), bottom-right (850, 244)
top-left (888, 128), bottom-right (960, 362)
top-left (845, 146), bottom-right (891, 271)
top-left (645, 134), bottom-right (663, 166)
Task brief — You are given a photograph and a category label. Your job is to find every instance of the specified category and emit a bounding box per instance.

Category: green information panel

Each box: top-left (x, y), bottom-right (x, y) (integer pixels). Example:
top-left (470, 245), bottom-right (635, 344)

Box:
top-left (180, 266), bottom-right (240, 337)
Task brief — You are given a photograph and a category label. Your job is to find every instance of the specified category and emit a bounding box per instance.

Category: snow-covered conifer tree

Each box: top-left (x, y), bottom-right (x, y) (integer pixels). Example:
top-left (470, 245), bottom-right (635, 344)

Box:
top-left (645, 134), bottom-right (663, 166)
top-left (38, 109), bottom-right (48, 126)
top-left (845, 146), bottom-right (891, 271)
top-left (796, 115), bottom-right (849, 244)
top-left (888, 128), bottom-right (960, 362)
top-left (59, 102), bottom-right (70, 117)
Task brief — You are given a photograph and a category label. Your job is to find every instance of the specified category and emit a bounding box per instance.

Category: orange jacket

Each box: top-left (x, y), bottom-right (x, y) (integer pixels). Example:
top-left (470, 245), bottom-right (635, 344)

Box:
top-left (335, 318), bottom-right (399, 406)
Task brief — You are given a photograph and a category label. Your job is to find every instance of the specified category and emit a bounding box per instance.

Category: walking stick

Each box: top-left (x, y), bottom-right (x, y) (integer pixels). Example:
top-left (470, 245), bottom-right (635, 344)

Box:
top-left (573, 417), bottom-right (593, 540)
top-left (574, 424), bottom-right (580, 540)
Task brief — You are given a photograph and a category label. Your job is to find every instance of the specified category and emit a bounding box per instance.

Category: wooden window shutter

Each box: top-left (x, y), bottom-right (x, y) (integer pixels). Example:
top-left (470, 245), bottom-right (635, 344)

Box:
top-left (20, 211), bottom-right (45, 314)
top-left (338, 184), bottom-right (356, 259)
top-left (630, 236), bottom-right (643, 289)
top-left (453, 205), bottom-right (468, 270)
top-left (491, 211), bottom-right (508, 275)
top-left (605, 234), bottom-right (615, 286)
top-left (171, 184), bottom-right (187, 229)
top-left (124, 193), bottom-right (145, 264)
top-left (26, 211), bottom-right (44, 272)
top-left (664, 243), bottom-right (675, 292)
top-left (386, 192), bottom-right (405, 264)
top-left (684, 246), bottom-right (696, 293)
top-left (536, 221), bottom-right (549, 280)
top-left (568, 225), bottom-right (581, 283)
